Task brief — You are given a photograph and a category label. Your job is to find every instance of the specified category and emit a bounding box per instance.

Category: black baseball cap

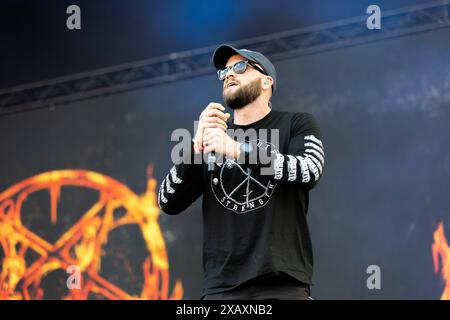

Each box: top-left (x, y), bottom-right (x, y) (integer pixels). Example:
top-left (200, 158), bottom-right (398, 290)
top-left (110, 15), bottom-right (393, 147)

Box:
top-left (212, 44), bottom-right (277, 93)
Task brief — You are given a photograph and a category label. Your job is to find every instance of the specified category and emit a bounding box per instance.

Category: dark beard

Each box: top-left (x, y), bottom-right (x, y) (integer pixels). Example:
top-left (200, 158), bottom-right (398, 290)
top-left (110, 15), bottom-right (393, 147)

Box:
top-left (223, 78), bottom-right (262, 110)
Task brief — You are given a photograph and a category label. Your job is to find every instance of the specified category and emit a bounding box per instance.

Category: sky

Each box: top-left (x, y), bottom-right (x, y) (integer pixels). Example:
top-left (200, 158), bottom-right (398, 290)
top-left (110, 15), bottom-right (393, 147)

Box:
top-left (0, 0), bottom-right (434, 89)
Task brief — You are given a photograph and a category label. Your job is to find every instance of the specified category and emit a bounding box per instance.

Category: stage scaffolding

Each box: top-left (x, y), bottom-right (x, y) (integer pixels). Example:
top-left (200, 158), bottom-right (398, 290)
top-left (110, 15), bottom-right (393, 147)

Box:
top-left (1, 0), bottom-right (449, 116)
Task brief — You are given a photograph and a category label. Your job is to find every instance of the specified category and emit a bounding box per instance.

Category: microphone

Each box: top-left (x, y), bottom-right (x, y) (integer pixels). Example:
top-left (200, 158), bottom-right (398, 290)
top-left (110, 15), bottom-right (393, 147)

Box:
top-left (206, 116), bottom-right (230, 173)
top-left (207, 152), bottom-right (216, 172)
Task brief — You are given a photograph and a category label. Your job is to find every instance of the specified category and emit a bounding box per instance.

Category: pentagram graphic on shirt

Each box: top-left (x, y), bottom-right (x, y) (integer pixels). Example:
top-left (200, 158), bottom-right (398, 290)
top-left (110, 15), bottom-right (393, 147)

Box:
top-left (210, 139), bottom-right (277, 214)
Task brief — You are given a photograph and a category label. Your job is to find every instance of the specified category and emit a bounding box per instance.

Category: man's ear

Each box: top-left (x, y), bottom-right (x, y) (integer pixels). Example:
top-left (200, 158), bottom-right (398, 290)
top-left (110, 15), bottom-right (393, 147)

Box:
top-left (263, 76), bottom-right (273, 90)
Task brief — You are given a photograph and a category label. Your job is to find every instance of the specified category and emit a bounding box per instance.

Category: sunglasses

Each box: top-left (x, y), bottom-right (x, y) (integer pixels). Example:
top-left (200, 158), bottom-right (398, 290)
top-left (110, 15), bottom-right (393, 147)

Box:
top-left (217, 60), bottom-right (267, 81)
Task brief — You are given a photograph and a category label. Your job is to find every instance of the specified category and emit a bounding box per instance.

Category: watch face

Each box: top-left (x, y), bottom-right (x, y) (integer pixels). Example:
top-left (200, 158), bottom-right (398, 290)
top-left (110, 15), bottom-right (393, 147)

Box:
top-left (241, 142), bottom-right (253, 153)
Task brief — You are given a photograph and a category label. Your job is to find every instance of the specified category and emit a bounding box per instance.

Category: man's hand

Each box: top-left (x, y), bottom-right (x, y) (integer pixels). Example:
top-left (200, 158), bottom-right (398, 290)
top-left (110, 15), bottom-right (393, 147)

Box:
top-left (202, 128), bottom-right (241, 160)
top-left (193, 103), bottom-right (230, 154)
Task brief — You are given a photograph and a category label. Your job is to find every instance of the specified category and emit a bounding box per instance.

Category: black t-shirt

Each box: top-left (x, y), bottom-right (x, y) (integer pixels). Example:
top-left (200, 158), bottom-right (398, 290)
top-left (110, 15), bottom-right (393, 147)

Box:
top-left (158, 110), bottom-right (325, 297)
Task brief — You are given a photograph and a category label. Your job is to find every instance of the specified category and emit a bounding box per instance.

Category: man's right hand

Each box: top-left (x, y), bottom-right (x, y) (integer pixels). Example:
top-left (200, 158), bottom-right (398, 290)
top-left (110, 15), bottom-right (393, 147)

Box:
top-left (193, 103), bottom-right (230, 154)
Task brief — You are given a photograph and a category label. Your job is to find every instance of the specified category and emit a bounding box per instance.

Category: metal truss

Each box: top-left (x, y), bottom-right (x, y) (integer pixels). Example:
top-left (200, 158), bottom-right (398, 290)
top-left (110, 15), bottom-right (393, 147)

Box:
top-left (1, 0), bottom-right (449, 116)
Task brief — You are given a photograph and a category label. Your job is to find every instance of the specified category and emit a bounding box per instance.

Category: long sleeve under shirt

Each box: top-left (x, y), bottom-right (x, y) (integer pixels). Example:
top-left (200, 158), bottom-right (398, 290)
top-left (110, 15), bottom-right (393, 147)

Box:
top-left (158, 110), bottom-right (325, 297)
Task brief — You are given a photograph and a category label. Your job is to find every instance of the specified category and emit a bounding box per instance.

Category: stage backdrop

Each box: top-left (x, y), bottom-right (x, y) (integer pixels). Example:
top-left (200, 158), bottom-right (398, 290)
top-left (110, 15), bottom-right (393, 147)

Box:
top-left (1, 27), bottom-right (449, 299)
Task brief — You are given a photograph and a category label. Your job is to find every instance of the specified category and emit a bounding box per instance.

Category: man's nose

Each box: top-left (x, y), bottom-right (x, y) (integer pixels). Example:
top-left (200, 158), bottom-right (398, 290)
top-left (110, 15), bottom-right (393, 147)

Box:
top-left (225, 72), bottom-right (236, 81)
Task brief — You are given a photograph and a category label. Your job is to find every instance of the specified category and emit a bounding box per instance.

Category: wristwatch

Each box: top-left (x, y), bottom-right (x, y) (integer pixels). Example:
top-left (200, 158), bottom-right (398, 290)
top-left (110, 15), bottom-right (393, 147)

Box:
top-left (240, 141), bottom-right (253, 155)
top-left (239, 142), bottom-right (255, 164)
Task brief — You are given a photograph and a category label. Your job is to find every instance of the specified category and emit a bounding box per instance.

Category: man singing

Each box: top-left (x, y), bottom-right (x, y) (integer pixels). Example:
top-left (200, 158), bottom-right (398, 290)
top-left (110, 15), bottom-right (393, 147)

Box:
top-left (158, 44), bottom-right (325, 300)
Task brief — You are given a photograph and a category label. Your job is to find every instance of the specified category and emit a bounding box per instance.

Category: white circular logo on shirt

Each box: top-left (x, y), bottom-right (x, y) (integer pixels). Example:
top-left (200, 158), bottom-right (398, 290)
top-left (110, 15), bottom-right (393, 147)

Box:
top-left (210, 139), bottom-right (277, 214)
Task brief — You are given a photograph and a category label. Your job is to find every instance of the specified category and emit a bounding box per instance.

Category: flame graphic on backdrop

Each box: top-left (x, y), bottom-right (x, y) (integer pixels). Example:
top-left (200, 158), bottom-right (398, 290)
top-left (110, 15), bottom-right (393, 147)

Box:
top-left (432, 222), bottom-right (450, 300)
top-left (0, 166), bottom-right (183, 300)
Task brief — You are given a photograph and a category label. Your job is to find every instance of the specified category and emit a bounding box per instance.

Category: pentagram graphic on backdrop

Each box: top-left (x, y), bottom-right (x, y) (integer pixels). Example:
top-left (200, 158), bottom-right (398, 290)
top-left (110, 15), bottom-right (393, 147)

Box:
top-left (211, 140), bottom-right (277, 214)
top-left (0, 166), bottom-right (183, 300)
